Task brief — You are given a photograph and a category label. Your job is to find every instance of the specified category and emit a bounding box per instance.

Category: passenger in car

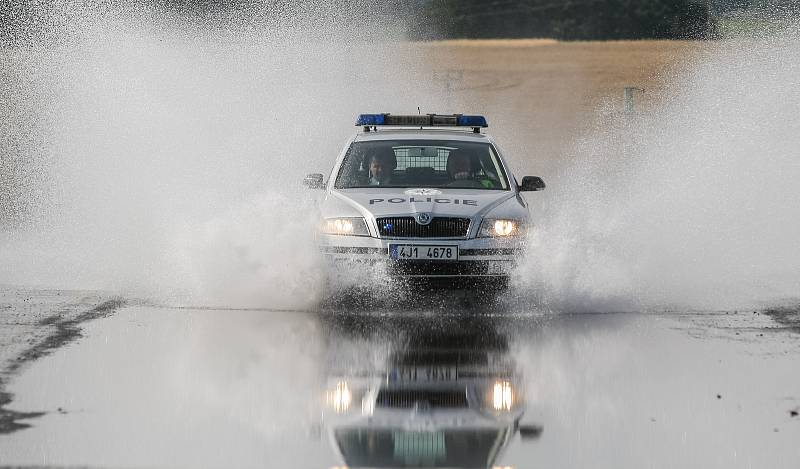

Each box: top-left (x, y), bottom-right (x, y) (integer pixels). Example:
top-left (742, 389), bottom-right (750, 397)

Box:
top-left (367, 149), bottom-right (397, 186)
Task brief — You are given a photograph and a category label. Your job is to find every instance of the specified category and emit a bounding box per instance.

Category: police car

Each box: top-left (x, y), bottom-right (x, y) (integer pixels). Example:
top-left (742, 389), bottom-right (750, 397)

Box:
top-left (304, 113), bottom-right (545, 288)
top-left (320, 327), bottom-right (540, 468)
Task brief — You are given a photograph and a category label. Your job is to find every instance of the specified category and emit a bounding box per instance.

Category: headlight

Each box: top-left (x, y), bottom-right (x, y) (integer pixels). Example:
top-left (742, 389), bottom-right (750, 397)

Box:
top-left (321, 217), bottom-right (370, 236)
top-left (478, 218), bottom-right (523, 237)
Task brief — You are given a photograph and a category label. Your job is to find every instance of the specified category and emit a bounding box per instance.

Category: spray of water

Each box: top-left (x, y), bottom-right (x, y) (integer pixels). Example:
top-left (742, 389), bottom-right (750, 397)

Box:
top-left (515, 26), bottom-right (800, 311)
top-left (0, 3), bottom-right (449, 308)
top-left (3, 4), bottom-right (799, 312)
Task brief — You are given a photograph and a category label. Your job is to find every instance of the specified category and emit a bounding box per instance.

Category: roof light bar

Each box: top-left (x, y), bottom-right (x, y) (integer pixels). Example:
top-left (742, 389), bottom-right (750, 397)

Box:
top-left (355, 114), bottom-right (386, 126)
top-left (355, 113), bottom-right (488, 129)
top-left (457, 115), bottom-right (488, 127)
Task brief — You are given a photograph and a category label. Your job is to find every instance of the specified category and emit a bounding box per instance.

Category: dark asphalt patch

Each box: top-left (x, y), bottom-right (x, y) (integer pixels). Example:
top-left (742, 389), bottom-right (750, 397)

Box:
top-left (763, 305), bottom-right (800, 334)
top-left (0, 390), bottom-right (44, 434)
top-left (0, 298), bottom-right (125, 434)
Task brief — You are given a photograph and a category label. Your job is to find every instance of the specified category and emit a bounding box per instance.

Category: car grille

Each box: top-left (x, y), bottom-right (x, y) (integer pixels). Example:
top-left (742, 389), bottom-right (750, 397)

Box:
top-left (376, 217), bottom-right (470, 238)
top-left (376, 389), bottom-right (468, 408)
top-left (386, 260), bottom-right (512, 276)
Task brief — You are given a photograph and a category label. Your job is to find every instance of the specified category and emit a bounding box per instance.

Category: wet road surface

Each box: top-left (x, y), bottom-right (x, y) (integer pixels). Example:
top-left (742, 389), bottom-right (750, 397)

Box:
top-left (1, 301), bottom-right (799, 468)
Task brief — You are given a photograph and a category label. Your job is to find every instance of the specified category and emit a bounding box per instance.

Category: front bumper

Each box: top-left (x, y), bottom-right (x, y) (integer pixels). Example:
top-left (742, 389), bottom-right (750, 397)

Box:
top-left (319, 234), bottom-right (522, 279)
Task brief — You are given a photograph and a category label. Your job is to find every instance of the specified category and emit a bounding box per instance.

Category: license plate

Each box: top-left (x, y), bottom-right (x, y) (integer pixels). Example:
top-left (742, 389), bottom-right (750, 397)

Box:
top-left (389, 245), bottom-right (458, 260)
top-left (390, 366), bottom-right (459, 382)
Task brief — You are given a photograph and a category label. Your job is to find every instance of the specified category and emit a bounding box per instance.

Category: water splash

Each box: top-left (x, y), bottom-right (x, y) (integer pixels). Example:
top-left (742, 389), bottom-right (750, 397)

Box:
top-left (5, 4), bottom-right (799, 312)
top-left (515, 28), bottom-right (800, 311)
top-left (0, 3), bottom-right (440, 308)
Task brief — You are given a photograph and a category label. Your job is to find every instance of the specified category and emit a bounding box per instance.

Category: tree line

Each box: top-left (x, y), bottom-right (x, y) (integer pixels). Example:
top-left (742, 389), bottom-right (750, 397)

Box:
top-left (412, 0), bottom-right (713, 40)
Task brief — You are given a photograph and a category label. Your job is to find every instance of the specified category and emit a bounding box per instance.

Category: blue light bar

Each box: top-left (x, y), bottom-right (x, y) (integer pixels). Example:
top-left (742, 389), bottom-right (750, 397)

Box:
top-left (356, 114), bottom-right (386, 126)
top-left (355, 113), bottom-right (488, 129)
top-left (457, 115), bottom-right (488, 128)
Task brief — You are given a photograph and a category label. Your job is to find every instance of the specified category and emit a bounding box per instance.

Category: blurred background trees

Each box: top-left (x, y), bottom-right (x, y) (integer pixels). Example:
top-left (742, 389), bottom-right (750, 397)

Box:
top-left (2, 0), bottom-right (799, 44)
top-left (413, 0), bottom-right (713, 40)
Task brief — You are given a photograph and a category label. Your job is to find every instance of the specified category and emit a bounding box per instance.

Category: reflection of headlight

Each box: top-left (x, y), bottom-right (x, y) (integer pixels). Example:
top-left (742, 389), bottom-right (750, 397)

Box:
top-left (479, 219), bottom-right (522, 237)
top-left (321, 217), bottom-right (370, 236)
top-left (326, 381), bottom-right (352, 413)
top-left (492, 380), bottom-right (514, 411)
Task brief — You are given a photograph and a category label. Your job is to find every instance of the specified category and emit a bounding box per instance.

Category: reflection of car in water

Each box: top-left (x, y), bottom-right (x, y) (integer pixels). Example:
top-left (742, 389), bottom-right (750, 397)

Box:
top-left (320, 323), bottom-right (542, 468)
top-left (304, 113), bottom-right (546, 291)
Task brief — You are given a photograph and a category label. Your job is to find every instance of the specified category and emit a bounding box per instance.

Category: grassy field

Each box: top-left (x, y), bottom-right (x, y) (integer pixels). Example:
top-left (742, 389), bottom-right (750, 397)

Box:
top-left (416, 39), bottom-right (712, 173)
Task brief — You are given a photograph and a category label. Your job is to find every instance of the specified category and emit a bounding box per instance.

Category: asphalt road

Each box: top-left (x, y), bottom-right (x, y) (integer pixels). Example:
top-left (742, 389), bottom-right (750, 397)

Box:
top-left (0, 297), bottom-right (799, 468)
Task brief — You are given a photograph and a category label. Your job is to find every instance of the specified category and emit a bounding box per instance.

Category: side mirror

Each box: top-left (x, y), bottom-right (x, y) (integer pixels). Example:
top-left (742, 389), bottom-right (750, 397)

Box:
top-left (303, 173), bottom-right (325, 190)
top-left (519, 176), bottom-right (545, 192)
top-left (518, 424), bottom-right (544, 441)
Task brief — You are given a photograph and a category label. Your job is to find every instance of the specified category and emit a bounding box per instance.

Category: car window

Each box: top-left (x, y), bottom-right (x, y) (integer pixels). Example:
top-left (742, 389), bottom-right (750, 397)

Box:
top-left (334, 140), bottom-right (510, 190)
top-left (335, 428), bottom-right (509, 468)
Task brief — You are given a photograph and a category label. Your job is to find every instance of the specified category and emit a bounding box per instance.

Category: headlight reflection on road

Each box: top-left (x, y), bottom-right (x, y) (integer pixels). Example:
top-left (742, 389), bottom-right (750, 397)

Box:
top-left (492, 380), bottom-right (514, 411)
top-left (326, 381), bottom-right (352, 413)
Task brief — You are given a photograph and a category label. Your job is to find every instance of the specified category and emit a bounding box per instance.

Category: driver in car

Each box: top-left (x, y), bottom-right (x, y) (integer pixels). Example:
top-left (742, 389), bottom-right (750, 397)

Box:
top-left (446, 150), bottom-right (497, 188)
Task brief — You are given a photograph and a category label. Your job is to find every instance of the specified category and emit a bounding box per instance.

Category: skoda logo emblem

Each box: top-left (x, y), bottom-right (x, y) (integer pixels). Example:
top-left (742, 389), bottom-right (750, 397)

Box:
top-left (405, 188), bottom-right (442, 196)
top-left (416, 213), bottom-right (432, 225)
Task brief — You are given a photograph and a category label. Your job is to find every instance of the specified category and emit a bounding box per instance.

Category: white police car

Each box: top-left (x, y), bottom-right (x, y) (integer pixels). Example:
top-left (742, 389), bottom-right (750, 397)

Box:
top-left (304, 113), bottom-right (545, 288)
top-left (319, 326), bottom-right (542, 468)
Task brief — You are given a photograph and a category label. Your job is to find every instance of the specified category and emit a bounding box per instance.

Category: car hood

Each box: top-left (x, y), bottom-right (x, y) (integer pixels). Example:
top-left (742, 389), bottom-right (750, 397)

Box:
top-left (323, 188), bottom-right (519, 219)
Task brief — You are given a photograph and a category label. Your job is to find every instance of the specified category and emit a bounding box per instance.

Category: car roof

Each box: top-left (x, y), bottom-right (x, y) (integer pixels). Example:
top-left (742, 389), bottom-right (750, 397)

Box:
top-left (353, 129), bottom-right (493, 143)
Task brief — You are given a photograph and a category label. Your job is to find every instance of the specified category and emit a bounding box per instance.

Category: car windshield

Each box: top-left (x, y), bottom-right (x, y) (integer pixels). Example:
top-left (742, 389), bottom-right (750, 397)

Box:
top-left (334, 140), bottom-right (510, 190)
top-left (335, 428), bottom-right (509, 468)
